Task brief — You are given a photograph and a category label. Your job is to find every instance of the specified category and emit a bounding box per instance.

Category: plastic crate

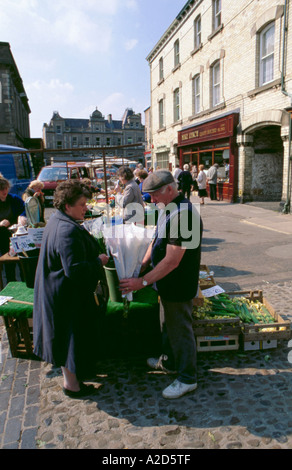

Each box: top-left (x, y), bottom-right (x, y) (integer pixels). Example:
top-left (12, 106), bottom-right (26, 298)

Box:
top-left (196, 334), bottom-right (239, 352)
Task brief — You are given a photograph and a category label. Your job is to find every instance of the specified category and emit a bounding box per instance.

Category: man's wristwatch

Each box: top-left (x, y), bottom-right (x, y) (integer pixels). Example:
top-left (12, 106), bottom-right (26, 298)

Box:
top-left (142, 277), bottom-right (148, 287)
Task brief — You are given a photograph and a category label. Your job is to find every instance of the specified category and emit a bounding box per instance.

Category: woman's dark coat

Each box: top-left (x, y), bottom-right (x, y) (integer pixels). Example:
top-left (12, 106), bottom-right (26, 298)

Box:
top-left (33, 210), bottom-right (106, 380)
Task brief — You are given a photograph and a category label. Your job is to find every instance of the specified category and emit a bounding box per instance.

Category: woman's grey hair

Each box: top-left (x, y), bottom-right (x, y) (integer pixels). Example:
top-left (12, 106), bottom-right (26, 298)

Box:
top-left (183, 164), bottom-right (189, 171)
top-left (53, 180), bottom-right (91, 212)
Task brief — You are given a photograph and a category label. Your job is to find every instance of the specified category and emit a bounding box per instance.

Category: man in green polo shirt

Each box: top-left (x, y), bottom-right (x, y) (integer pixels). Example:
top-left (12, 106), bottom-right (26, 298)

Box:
top-left (120, 170), bottom-right (202, 399)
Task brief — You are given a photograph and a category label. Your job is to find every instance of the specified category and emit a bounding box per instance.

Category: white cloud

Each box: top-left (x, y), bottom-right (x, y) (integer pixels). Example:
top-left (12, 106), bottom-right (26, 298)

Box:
top-left (53, 10), bottom-right (113, 54)
top-left (124, 39), bottom-right (138, 51)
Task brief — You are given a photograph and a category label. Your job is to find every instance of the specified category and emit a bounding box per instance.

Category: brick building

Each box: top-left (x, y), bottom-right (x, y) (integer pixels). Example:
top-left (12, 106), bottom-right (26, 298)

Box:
top-left (0, 42), bottom-right (31, 147)
top-left (146, 0), bottom-right (292, 210)
top-left (43, 108), bottom-right (145, 164)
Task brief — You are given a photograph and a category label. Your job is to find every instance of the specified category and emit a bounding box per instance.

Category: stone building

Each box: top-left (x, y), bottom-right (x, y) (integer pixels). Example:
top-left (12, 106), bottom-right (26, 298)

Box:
top-left (146, 0), bottom-right (292, 210)
top-left (43, 108), bottom-right (145, 164)
top-left (0, 42), bottom-right (31, 147)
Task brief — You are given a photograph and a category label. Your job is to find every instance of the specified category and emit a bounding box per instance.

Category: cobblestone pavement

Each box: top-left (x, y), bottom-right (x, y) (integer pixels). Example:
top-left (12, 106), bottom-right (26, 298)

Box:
top-left (1, 201), bottom-right (292, 450)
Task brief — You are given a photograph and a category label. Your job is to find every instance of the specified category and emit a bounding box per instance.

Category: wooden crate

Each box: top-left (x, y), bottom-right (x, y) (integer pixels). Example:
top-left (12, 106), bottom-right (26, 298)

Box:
top-left (197, 334), bottom-right (239, 352)
top-left (193, 316), bottom-right (241, 337)
top-left (3, 316), bottom-right (34, 358)
top-left (193, 288), bottom-right (204, 307)
top-left (226, 290), bottom-right (291, 342)
top-left (199, 265), bottom-right (216, 290)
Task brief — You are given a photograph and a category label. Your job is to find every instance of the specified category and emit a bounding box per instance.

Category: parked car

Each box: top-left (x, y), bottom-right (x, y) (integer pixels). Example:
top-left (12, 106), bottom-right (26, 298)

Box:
top-left (0, 144), bottom-right (34, 197)
top-left (37, 162), bottom-right (93, 205)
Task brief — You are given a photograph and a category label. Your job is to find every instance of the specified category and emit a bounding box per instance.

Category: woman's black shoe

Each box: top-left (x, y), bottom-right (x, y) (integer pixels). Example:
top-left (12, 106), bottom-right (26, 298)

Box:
top-left (63, 383), bottom-right (97, 399)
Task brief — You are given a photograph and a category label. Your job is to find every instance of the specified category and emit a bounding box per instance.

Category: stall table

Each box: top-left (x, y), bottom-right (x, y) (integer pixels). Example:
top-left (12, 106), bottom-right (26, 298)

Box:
top-left (0, 283), bottom-right (161, 359)
top-left (0, 282), bottom-right (34, 357)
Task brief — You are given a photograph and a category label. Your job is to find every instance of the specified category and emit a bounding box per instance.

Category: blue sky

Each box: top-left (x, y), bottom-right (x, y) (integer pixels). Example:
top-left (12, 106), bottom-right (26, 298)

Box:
top-left (0, 0), bottom-right (187, 138)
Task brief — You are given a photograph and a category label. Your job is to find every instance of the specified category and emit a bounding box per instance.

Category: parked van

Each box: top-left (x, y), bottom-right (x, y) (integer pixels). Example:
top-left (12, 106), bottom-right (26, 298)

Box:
top-left (0, 145), bottom-right (35, 198)
top-left (37, 161), bottom-right (94, 205)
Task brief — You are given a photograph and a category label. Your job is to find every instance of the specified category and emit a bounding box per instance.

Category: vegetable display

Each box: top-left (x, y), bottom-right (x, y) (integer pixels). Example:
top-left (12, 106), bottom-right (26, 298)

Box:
top-left (193, 293), bottom-right (276, 324)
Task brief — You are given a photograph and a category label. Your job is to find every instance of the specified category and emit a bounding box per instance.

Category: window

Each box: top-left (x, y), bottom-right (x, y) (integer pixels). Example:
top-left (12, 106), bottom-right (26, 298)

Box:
top-left (213, 0), bottom-right (221, 30)
top-left (57, 141), bottom-right (62, 149)
top-left (159, 99), bottom-right (165, 129)
top-left (259, 22), bottom-right (275, 86)
top-left (194, 15), bottom-right (201, 49)
top-left (95, 137), bottom-right (100, 146)
top-left (127, 137), bottom-right (133, 144)
top-left (56, 125), bottom-right (62, 134)
top-left (174, 39), bottom-right (180, 67)
top-left (13, 154), bottom-right (31, 179)
top-left (159, 57), bottom-right (164, 81)
top-left (193, 74), bottom-right (200, 114)
top-left (212, 61), bottom-right (221, 106)
top-left (72, 137), bottom-right (77, 147)
top-left (173, 88), bottom-right (181, 122)
top-left (85, 137), bottom-right (90, 146)
top-left (106, 138), bottom-right (111, 146)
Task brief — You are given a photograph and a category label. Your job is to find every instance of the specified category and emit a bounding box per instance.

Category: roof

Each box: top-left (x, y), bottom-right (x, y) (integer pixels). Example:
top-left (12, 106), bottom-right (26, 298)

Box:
top-left (145, 0), bottom-right (199, 63)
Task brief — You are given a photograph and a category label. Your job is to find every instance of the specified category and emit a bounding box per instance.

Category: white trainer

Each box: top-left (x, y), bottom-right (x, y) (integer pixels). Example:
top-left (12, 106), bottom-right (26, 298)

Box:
top-left (162, 379), bottom-right (197, 399)
top-left (147, 356), bottom-right (177, 374)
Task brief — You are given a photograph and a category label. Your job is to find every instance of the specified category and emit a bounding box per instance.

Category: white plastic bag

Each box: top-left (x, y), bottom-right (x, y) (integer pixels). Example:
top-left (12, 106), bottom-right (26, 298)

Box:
top-left (102, 223), bottom-right (155, 301)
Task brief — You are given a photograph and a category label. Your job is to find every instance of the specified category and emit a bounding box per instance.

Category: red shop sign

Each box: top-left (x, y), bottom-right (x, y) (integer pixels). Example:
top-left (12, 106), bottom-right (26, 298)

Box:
top-left (178, 113), bottom-right (239, 146)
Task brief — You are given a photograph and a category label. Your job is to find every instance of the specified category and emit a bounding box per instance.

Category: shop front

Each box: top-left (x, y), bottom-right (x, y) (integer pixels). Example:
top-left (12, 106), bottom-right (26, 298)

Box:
top-left (177, 112), bottom-right (240, 202)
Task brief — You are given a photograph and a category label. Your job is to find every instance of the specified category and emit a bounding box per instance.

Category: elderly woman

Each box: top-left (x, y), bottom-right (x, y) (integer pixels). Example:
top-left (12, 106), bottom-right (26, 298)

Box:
top-left (0, 176), bottom-right (27, 282)
top-left (33, 180), bottom-right (109, 398)
top-left (196, 164), bottom-right (208, 205)
top-left (22, 180), bottom-right (45, 222)
top-left (115, 166), bottom-right (144, 223)
top-left (177, 164), bottom-right (193, 199)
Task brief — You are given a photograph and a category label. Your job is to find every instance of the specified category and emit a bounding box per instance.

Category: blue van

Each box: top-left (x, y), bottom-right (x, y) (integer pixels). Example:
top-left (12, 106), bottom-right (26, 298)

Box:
top-left (0, 144), bottom-right (34, 197)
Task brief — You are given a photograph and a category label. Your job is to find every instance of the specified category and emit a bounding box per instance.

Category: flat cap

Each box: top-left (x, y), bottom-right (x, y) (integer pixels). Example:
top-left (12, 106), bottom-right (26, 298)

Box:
top-left (142, 170), bottom-right (174, 192)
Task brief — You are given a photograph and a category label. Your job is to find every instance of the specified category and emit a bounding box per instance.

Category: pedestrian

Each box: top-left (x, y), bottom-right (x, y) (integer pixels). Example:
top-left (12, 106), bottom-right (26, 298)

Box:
top-left (196, 164), bottom-right (208, 205)
top-left (33, 180), bottom-right (109, 398)
top-left (120, 170), bottom-right (202, 399)
top-left (191, 164), bottom-right (198, 193)
top-left (137, 169), bottom-right (151, 203)
top-left (0, 176), bottom-right (27, 282)
top-left (114, 166), bottom-right (145, 224)
top-left (207, 163), bottom-right (219, 201)
top-left (172, 164), bottom-right (182, 186)
top-left (22, 180), bottom-right (45, 223)
top-left (178, 164), bottom-right (193, 199)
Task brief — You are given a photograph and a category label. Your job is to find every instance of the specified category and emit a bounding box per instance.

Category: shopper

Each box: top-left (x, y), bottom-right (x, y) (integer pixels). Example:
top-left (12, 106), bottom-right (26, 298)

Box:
top-left (207, 163), bottom-right (219, 201)
top-left (172, 164), bottom-right (182, 186)
top-left (137, 169), bottom-right (151, 203)
top-left (0, 176), bottom-right (27, 282)
top-left (33, 180), bottom-right (109, 399)
top-left (22, 180), bottom-right (45, 222)
top-left (196, 164), bottom-right (208, 205)
top-left (115, 166), bottom-right (144, 224)
top-left (120, 170), bottom-right (202, 399)
top-left (178, 164), bottom-right (193, 199)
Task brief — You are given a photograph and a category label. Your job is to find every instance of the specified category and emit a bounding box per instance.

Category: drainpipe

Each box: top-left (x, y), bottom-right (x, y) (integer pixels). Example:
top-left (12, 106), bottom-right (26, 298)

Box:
top-left (281, 0), bottom-right (292, 213)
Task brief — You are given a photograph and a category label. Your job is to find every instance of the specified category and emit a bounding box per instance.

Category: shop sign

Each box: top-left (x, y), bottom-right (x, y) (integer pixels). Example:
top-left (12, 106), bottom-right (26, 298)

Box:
top-left (178, 114), bottom-right (238, 146)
